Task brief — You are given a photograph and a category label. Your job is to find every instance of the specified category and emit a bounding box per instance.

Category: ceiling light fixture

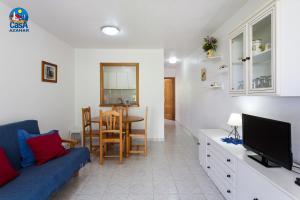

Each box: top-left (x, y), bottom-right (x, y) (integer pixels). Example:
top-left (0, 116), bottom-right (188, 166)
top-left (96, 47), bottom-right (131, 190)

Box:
top-left (101, 26), bottom-right (120, 36)
top-left (168, 57), bottom-right (178, 64)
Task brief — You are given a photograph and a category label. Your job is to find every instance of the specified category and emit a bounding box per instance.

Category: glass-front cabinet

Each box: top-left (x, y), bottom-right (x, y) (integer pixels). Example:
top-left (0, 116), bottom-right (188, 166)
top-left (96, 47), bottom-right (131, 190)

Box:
top-left (229, 5), bottom-right (276, 95)
top-left (249, 10), bottom-right (275, 93)
top-left (229, 27), bottom-right (247, 94)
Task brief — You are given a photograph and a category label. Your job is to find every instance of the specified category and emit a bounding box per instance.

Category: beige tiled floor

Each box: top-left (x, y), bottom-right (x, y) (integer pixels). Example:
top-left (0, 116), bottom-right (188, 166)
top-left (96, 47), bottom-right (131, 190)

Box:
top-left (51, 120), bottom-right (224, 200)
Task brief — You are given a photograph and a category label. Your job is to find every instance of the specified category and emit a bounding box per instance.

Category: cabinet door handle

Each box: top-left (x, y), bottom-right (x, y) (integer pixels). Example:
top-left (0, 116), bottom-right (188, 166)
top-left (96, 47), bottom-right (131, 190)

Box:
top-left (207, 166), bottom-right (210, 169)
top-left (207, 143), bottom-right (211, 146)
top-left (253, 198), bottom-right (259, 200)
top-left (242, 57), bottom-right (250, 62)
top-left (227, 174), bottom-right (231, 178)
top-left (207, 154), bottom-right (211, 157)
top-left (226, 158), bottom-right (231, 162)
top-left (227, 190), bottom-right (231, 193)
top-left (197, 142), bottom-right (200, 145)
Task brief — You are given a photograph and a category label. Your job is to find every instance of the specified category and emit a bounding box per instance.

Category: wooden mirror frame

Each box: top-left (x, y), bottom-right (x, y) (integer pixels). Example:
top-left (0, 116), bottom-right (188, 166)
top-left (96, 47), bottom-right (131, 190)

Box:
top-left (100, 62), bottom-right (139, 107)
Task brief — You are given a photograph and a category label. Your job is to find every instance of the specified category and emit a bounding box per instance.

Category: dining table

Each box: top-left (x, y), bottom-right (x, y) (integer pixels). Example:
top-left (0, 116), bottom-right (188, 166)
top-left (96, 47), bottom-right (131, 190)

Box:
top-left (91, 115), bottom-right (144, 157)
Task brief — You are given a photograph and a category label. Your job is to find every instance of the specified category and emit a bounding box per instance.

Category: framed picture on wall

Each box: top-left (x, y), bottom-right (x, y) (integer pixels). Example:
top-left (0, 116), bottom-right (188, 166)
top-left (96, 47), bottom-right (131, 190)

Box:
top-left (42, 61), bottom-right (57, 83)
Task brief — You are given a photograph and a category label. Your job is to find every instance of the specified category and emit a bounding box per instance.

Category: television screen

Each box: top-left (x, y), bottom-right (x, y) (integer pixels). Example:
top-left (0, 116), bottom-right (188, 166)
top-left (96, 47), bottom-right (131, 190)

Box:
top-left (242, 114), bottom-right (293, 170)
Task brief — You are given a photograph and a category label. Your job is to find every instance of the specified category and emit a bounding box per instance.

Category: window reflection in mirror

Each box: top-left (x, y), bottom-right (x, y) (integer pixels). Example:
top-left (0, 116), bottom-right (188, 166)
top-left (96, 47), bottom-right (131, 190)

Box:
top-left (100, 63), bottom-right (139, 106)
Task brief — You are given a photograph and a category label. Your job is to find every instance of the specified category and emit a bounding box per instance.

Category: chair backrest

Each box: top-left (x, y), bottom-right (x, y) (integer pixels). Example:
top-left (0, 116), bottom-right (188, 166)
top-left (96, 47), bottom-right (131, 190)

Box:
top-left (100, 110), bottom-right (123, 135)
top-left (82, 107), bottom-right (92, 133)
top-left (112, 105), bottom-right (128, 117)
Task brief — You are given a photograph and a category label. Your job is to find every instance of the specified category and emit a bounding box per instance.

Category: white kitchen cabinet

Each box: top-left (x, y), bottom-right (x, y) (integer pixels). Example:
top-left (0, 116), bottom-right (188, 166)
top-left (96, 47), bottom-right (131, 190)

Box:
top-left (237, 161), bottom-right (291, 200)
top-left (104, 71), bottom-right (136, 89)
top-left (128, 71), bottom-right (136, 89)
top-left (104, 71), bottom-right (110, 89)
top-left (229, 2), bottom-right (275, 95)
top-left (198, 129), bottom-right (299, 200)
top-left (108, 72), bottom-right (117, 89)
top-left (116, 72), bottom-right (129, 89)
top-left (248, 6), bottom-right (275, 94)
top-left (229, 25), bottom-right (247, 94)
top-left (229, 0), bottom-right (300, 96)
top-left (198, 131), bottom-right (207, 168)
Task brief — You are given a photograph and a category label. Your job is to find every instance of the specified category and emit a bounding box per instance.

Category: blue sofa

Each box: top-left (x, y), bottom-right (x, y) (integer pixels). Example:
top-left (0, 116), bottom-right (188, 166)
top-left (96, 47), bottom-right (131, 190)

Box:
top-left (0, 120), bottom-right (90, 200)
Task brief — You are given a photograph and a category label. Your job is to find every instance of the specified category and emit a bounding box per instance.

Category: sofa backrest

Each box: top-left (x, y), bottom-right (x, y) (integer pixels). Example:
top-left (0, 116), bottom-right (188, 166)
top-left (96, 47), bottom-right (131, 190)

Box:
top-left (0, 120), bottom-right (40, 170)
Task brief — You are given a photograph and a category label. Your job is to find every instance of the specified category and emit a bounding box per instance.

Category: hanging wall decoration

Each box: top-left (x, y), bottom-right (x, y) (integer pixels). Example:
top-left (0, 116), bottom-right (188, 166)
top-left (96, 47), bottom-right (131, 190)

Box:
top-left (201, 68), bottom-right (207, 81)
top-left (42, 61), bottom-right (57, 83)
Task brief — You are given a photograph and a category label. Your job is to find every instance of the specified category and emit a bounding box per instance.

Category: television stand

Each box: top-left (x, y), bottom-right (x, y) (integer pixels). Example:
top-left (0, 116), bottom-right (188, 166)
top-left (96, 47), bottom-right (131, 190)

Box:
top-left (248, 155), bottom-right (280, 168)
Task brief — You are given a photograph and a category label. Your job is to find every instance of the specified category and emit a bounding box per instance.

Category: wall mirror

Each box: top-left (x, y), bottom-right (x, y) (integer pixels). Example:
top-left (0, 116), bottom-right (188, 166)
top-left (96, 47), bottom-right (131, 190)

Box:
top-left (100, 63), bottom-right (139, 106)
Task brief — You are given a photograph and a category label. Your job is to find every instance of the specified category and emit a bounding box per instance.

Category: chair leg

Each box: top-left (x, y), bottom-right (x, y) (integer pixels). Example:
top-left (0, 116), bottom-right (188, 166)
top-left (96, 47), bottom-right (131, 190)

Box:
top-left (126, 123), bottom-right (129, 157)
top-left (130, 136), bottom-right (132, 151)
top-left (99, 140), bottom-right (103, 165)
top-left (119, 141), bottom-right (123, 164)
top-left (89, 134), bottom-right (92, 152)
top-left (83, 134), bottom-right (86, 148)
top-left (144, 136), bottom-right (147, 156)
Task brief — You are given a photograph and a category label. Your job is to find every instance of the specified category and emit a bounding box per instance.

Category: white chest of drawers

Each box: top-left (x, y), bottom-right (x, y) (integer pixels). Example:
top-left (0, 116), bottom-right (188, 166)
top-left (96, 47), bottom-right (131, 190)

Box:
top-left (198, 129), bottom-right (300, 200)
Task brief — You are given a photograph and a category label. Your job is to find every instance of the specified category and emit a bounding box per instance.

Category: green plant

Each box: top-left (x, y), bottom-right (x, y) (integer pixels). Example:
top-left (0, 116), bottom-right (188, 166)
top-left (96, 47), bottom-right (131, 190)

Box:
top-left (202, 36), bottom-right (218, 52)
top-left (259, 44), bottom-right (265, 52)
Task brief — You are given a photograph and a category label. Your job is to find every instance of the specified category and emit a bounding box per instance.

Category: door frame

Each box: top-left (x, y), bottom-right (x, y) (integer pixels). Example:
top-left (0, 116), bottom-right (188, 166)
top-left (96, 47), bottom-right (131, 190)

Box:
top-left (164, 77), bottom-right (175, 120)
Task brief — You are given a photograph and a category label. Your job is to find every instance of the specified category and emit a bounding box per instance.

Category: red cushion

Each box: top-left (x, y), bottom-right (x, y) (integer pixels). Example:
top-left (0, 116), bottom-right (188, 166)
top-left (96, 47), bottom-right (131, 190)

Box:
top-left (0, 148), bottom-right (19, 186)
top-left (26, 132), bottom-right (67, 165)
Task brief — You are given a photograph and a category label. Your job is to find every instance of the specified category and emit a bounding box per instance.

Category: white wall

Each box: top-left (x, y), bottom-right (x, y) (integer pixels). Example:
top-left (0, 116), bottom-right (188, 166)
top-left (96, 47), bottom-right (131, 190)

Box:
top-left (164, 67), bottom-right (176, 77)
top-left (0, 3), bottom-right (75, 137)
top-left (176, 0), bottom-right (300, 162)
top-left (74, 49), bottom-right (164, 140)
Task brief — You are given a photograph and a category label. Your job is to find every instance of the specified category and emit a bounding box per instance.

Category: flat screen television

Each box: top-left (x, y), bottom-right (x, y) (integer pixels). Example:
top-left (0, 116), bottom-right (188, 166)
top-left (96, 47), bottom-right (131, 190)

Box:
top-left (242, 114), bottom-right (293, 170)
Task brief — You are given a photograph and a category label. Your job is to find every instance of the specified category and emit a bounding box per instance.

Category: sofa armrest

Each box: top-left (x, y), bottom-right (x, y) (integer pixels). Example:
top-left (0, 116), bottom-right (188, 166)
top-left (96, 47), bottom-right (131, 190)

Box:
top-left (62, 139), bottom-right (79, 148)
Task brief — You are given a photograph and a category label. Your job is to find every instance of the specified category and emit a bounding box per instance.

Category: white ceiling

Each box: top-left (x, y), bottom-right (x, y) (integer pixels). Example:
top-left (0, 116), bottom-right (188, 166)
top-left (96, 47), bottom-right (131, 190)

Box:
top-left (3, 0), bottom-right (248, 67)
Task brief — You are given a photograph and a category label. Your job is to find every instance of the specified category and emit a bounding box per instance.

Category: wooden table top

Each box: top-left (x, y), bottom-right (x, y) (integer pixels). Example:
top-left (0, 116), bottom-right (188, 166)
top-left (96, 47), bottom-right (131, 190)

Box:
top-left (91, 115), bottom-right (144, 123)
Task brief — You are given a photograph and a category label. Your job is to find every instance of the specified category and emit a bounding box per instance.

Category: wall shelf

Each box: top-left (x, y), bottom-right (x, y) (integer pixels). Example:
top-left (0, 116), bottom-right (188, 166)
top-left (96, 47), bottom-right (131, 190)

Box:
top-left (210, 82), bottom-right (222, 88)
top-left (218, 65), bottom-right (229, 73)
top-left (203, 55), bottom-right (222, 61)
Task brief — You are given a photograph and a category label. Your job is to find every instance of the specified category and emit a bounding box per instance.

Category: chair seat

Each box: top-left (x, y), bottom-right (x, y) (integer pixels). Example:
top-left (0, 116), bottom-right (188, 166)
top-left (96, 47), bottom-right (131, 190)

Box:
top-left (129, 129), bottom-right (146, 137)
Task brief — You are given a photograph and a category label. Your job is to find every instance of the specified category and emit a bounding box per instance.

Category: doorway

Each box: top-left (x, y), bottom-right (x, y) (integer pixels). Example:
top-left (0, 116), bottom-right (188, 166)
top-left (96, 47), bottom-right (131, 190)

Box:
top-left (164, 77), bottom-right (175, 120)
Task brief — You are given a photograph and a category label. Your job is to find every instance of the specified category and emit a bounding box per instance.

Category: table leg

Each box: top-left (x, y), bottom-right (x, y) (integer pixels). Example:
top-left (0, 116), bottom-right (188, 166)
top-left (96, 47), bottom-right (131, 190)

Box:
top-left (126, 122), bottom-right (130, 157)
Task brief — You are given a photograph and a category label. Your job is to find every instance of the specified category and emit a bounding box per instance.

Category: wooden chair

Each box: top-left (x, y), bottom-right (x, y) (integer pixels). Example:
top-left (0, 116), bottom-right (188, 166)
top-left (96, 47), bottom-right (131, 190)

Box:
top-left (112, 105), bottom-right (128, 117)
top-left (99, 110), bottom-right (124, 164)
top-left (112, 105), bottom-right (129, 131)
top-left (82, 107), bottom-right (99, 152)
top-left (129, 107), bottom-right (148, 156)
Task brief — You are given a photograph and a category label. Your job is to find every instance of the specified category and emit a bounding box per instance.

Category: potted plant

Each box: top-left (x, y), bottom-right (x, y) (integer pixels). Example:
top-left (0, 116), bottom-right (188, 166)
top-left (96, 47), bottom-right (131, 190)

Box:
top-left (202, 36), bottom-right (218, 57)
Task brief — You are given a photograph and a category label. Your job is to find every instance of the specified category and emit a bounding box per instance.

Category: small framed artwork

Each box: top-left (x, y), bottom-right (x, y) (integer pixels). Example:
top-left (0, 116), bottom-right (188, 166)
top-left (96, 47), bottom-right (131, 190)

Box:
top-left (42, 61), bottom-right (57, 83)
top-left (201, 68), bottom-right (206, 81)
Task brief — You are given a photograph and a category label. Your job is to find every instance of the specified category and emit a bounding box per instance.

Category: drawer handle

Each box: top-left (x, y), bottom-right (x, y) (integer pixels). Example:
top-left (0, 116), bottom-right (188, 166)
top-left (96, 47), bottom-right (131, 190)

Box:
top-left (253, 198), bottom-right (259, 200)
top-left (207, 154), bottom-right (211, 157)
top-left (226, 174), bottom-right (231, 178)
top-left (227, 190), bottom-right (231, 193)
top-left (197, 142), bottom-right (200, 145)
top-left (226, 158), bottom-right (231, 162)
top-left (207, 166), bottom-right (211, 169)
top-left (207, 142), bottom-right (211, 146)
